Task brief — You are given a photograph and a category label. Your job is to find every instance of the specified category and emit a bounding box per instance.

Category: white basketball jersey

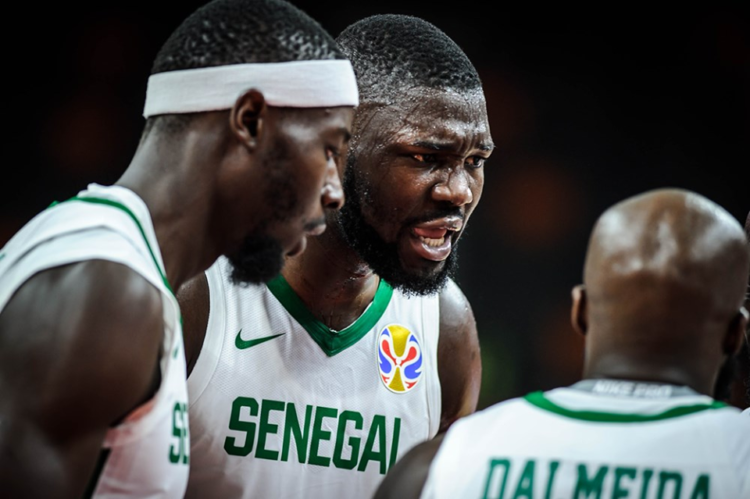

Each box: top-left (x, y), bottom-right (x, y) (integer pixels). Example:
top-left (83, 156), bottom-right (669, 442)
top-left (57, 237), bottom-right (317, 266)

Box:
top-left (422, 380), bottom-right (750, 499)
top-left (0, 184), bottom-right (190, 498)
top-left (186, 256), bottom-right (442, 499)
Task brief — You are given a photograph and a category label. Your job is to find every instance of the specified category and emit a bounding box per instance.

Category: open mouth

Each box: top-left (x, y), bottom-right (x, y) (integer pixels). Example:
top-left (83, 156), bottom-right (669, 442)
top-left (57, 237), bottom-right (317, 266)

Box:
top-left (408, 218), bottom-right (463, 262)
top-left (415, 227), bottom-right (449, 247)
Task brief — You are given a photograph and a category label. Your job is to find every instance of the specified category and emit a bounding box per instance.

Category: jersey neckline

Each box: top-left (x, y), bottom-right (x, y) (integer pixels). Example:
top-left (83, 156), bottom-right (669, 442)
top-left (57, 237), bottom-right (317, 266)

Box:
top-left (266, 274), bottom-right (393, 356)
top-left (524, 390), bottom-right (727, 423)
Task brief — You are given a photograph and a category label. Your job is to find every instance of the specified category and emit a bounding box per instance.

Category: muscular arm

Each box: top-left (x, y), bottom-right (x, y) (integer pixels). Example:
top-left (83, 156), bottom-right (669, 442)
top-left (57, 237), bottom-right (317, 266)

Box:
top-left (0, 261), bottom-right (163, 498)
top-left (437, 278), bottom-right (482, 433)
top-left (176, 272), bottom-right (210, 377)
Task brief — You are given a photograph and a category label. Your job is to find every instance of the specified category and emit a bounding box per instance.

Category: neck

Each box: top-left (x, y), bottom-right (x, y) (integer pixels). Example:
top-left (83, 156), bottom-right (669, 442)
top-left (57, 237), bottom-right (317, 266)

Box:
top-left (116, 124), bottom-right (225, 292)
top-left (583, 352), bottom-right (717, 397)
top-left (281, 224), bottom-right (380, 330)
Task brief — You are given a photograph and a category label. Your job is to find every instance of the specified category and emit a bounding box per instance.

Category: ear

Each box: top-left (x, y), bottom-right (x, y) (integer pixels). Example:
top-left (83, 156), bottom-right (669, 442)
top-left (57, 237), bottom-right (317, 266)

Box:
top-left (229, 88), bottom-right (267, 150)
top-left (724, 306), bottom-right (749, 356)
top-left (571, 284), bottom-right (588, 337)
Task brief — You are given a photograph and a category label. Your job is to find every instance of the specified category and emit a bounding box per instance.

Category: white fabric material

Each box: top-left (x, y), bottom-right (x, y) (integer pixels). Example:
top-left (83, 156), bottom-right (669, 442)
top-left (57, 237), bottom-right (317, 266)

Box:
top-left (186, 256), bottom-right (442, 499)
top-left (0, 184), bottom-right (190, 498)
top-left (421, 386), bottom-right (750, 499)
top-left (143, 60), bottom-right (359, 117)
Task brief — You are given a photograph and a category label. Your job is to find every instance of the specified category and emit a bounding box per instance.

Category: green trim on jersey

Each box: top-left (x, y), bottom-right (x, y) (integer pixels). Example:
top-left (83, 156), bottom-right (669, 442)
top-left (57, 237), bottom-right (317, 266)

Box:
top-left (267, 274), bottom-right (394, 356)
top-left (524, 391), bottom-right (727, 423)
top-left (51, 196), bottom-right (175, 297)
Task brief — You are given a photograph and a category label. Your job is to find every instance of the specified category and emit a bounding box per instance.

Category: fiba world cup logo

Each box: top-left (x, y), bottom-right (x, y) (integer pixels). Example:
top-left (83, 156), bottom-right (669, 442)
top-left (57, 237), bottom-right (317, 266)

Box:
top-left (377, 324), bottom-right (423, 393)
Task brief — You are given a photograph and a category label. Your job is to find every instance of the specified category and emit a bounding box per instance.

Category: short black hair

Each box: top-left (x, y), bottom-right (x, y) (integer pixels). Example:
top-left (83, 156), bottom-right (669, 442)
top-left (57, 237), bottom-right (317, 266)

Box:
top-left (152, 0), bottom-right (343, 73)
top-left (335, 14), bottom-right (482, 104)
top-left (144, 0), bottom-right (344, 136)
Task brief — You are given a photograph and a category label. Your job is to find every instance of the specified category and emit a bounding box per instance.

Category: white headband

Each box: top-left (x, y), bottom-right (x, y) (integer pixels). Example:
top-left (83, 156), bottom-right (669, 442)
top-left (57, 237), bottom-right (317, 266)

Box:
top-left (143, 60), bottom-right (359, 118)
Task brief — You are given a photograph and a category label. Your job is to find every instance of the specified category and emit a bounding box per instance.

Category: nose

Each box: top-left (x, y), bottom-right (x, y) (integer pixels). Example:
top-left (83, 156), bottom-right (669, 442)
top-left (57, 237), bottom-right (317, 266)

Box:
top-left (321, 163), bottom-right (344, 210)
top-left (432, 167), bottom-right (473, 206)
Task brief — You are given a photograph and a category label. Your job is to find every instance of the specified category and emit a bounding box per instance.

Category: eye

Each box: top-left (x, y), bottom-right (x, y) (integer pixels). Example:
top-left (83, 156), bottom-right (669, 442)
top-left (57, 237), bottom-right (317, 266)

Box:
top-left (413, 153), bottom-right (438, 164)
top-left (326, 147), bottom-right (342, 162)
top-left (465, 156), bottom-right (486, 169)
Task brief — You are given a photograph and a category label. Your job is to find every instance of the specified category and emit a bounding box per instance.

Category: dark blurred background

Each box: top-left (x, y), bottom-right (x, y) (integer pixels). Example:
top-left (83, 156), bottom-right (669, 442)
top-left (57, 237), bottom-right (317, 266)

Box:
top-left (3, 2), bottom-right (748, 409)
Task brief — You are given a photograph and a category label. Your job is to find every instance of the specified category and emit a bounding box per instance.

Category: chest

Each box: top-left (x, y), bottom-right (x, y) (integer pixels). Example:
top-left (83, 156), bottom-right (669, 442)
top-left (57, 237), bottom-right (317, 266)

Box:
top-left (187, 286), bottom-right (442, 480)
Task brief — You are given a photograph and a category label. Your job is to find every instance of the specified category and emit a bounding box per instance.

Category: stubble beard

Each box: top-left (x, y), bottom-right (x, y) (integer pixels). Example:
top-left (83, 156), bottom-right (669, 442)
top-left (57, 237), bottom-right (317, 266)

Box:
top-left (226, 138), bottom-right (298, 286)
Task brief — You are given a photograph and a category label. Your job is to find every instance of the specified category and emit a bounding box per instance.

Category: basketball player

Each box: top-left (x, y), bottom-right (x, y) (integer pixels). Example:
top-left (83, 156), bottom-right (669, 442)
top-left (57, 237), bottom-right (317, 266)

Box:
top-left (177, 14), bottom-right (493, 499)
top-left (375, 188), bottom-right (750, 499)
top-left (0, 0), bottom-right (358, 497)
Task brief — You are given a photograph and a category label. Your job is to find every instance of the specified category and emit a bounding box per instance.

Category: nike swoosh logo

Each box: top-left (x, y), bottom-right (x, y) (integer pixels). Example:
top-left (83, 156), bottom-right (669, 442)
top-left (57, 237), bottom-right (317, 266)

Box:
top-left (235, 329), bottom-right (285, 350)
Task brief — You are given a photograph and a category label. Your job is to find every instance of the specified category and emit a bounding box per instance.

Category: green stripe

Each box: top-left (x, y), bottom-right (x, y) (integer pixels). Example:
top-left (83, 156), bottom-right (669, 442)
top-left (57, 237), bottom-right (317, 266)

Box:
top-left (267, 275), bottom-right (393, 356)
top-left (54, 196), bottom-right (175, 297)
top-left (524, 391), bottom-right (727, 423)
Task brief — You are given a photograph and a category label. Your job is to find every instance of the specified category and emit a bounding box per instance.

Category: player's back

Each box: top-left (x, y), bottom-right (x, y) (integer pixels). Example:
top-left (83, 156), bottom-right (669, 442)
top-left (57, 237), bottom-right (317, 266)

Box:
top-left (422, 380), bottom-right (750, 499)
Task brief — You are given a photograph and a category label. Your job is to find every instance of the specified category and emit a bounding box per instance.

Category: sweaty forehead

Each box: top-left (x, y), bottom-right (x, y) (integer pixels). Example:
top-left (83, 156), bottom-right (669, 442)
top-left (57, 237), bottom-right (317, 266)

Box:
top-left (364, 87), bottom-right (493, 146)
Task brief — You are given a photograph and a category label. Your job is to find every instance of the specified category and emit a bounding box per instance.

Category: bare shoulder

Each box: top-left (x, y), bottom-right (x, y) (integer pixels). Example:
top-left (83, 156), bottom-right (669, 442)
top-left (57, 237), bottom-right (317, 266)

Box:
top-left (437, 278), bottom-right (481, 433)
top-left (0, 260), bottom-right (164, 496)
top-left (374, 433), bottom-right (446, 499)
top-left (175, 271), bottom-right (210, 377)
top-left (0, 259), bottom-right (164, 432)
top-left (439, 277), bottom-right (475, 331)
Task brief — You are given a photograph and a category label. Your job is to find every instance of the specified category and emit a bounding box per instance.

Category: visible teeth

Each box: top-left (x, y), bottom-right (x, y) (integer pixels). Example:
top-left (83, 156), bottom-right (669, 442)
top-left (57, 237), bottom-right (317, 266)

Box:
top-left (419, 236), bottom-right (445, 247)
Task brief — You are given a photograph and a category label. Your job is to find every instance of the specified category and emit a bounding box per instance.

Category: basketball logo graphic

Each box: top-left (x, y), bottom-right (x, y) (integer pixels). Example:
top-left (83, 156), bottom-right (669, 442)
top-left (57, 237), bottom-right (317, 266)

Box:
top-left (377, 324), bottom-right (423, 393)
